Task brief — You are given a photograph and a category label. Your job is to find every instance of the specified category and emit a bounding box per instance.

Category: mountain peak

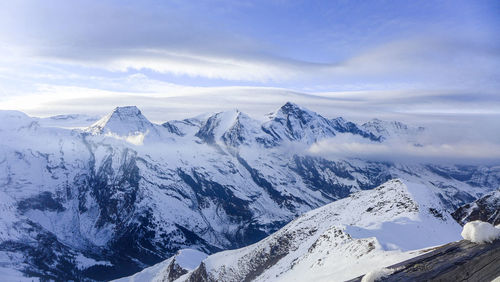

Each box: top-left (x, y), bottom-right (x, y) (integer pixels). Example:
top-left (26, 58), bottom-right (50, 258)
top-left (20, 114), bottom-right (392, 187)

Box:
top-left (272, 101), bottom-right (313, 119)
top-left (111, 106), bottom-right (142, 116)
top-left (281, 101), bottom-right (301, 111)
top-left (195, 109), bottom-right (257, 145)
top-left (87, 106), bottom-right (156, 136)
top-left (263, 102), bottom-right (335, 143)
top-left (0, 110), bottom-right (39, 131)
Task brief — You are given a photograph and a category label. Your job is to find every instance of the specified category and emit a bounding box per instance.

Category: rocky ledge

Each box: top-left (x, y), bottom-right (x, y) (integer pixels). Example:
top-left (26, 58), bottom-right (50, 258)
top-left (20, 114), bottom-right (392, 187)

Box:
top-left (350, 238), bottom-right (500, 281)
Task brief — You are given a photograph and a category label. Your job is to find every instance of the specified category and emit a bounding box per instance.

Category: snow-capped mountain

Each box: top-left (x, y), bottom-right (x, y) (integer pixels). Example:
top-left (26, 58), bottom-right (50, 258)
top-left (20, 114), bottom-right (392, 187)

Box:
top-left (87, 106), bottom-right (171, 143)
top-left (452, 189), bottom-right (500, 226)
top-left (261, 102), bottom-right (337, 144)
top-left (195, 110), bottom-right (264, 147)
top-left (0, 102), bottom-right (498, 281)
top-left (330, 117), bottom-right (380, 141)
top-left (118, 179), bottom-right (463, 282)
top-left (361, 118), bottom-right (425, 143)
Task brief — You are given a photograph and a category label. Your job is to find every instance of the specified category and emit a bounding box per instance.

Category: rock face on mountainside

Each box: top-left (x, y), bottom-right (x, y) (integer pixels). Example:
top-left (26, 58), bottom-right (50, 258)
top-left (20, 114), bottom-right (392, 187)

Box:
top-left (0, 103), bottom-right (499, 281)
top-left (113, 249), bottom-right (208, 282)
top-left (361, 118), bottom-right (425, 143)
top-left (452, 189), bottom-right (500, 226)
top-left (348, 238), bottom-right (500, 282)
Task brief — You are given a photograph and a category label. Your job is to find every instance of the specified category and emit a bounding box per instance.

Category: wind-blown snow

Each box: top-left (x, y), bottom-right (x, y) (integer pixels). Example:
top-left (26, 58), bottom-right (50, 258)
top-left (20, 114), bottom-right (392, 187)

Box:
top-left (461, 221), bottom-right (500, 243)
top-left (361, 267), bottom-right (394, 282)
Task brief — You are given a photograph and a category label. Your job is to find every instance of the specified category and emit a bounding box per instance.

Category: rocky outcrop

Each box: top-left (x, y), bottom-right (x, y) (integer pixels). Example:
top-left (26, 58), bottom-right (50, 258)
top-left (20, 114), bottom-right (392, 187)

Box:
top-left (452, 190), bottom-right (500, 226)
top-left (350, 239), bottom-right (500, 281)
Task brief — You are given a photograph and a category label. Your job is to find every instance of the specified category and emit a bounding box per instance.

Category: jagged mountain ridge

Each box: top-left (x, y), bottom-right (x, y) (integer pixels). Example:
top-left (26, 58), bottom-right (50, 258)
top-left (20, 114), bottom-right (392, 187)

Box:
top-left (361, 118), bottom-right (426, 142)
top-left (114, 249), bottom-right (208, 282)
top-left (0, 102), bottom-right (499, 281)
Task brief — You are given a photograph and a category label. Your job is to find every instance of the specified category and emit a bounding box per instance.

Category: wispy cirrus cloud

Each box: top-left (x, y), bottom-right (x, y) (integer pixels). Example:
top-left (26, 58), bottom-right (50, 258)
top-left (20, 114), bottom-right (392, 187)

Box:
top-left (0, 0), bottom-right (499, 90)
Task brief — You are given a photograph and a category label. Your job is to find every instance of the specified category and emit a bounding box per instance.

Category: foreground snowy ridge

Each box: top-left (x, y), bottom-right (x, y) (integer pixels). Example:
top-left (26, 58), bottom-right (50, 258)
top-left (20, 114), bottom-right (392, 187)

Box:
top-left (0, 103), bottom-right (499, 280)
top-left (119, 179), bottom-right (463, 282)
top-left (113, 249), bottom-right (208, 282)
top-left (353, 220), bottom-right (500, 281)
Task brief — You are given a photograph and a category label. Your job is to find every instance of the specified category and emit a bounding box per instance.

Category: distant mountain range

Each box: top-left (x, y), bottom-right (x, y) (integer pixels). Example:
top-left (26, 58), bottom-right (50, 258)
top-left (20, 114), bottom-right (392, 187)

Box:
top-left (0, 102), bottom-right (499, 280)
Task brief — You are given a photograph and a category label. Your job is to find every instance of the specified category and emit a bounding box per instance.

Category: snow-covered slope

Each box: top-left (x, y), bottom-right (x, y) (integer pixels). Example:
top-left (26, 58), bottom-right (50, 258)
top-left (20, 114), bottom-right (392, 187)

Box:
top-left (114, 249), bottom-right (208, 282)
top-left (195, 110), bottom-right (265, 148)
top-left (330, 117), bottom-right (380, 142)
top-left (140, 179), bottom-right (463, 282)
top-left (37, 114), bottom-right (100, 129)
top-left (261, 102), bottom-right (337, 144)
top-left (362, 118), bottom-right (425, 143)
top-left (0, 110), bottom-right (39, 131)
top-left (0, 102), bottom-right (498, 281)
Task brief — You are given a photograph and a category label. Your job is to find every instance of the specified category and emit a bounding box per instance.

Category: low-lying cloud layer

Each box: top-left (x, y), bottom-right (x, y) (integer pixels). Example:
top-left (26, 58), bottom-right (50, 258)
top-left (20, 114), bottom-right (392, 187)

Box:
top-left (309, 135), bottom-right (500, 164)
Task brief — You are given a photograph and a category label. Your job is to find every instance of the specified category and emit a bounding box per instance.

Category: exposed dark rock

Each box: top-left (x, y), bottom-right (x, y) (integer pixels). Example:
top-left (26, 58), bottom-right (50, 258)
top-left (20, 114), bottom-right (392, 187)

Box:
top-left (291, 156), bottom-right (360, 200)
top-left (330, 117), bottom-right (381, 142)
top-left (186, 230), bottom-right (302, 282)
top-left (452, 190), bottom-right (500, 226)
top-left (428, 208), bottom-right (444, 219)
top-left (155, 257), bottom-right (191, 282)
top-left (261, 101), bottom-right (336, 143)
top-left (186, 262), bottom-right (209, 282)
top-left (18, 191), bottom-right (65, 213)
top-left (236, 154), bottom-right (309, 211)
top-left (349, 239), bottom-right (500, 282)
top-left (162, 122), bottom-right (185, 136)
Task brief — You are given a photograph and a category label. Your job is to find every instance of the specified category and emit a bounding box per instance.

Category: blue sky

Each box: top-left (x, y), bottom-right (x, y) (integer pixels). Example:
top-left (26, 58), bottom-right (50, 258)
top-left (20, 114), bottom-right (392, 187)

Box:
top-left (0, 0), bottom-right (499, 121)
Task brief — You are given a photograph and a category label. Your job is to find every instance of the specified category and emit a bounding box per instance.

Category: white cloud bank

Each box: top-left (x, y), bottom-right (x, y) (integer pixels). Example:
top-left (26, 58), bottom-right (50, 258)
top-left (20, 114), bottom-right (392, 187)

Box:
top-left (308, 135), bottom-right (500, 164)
